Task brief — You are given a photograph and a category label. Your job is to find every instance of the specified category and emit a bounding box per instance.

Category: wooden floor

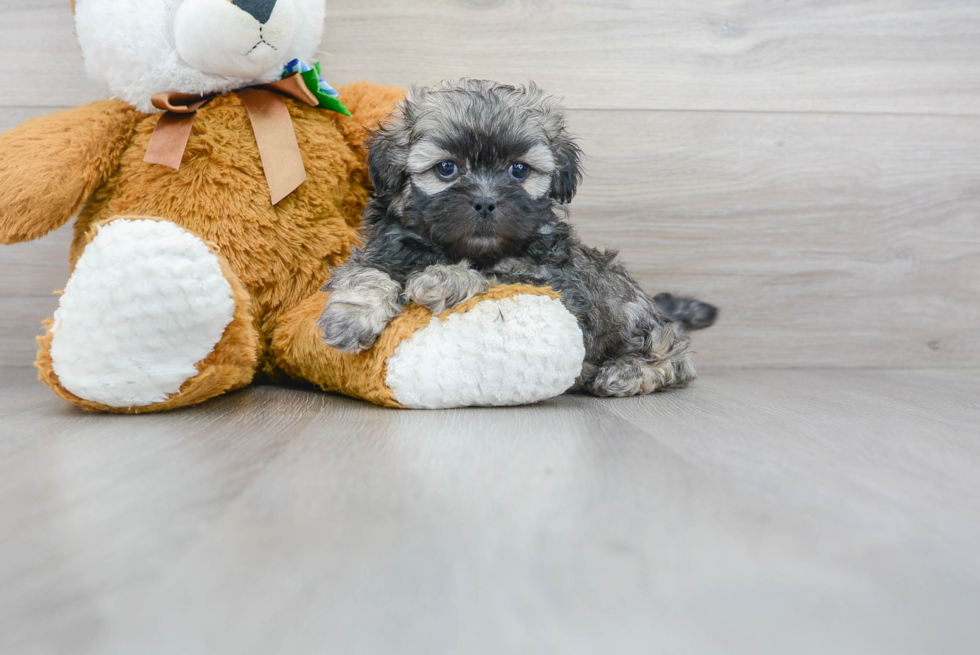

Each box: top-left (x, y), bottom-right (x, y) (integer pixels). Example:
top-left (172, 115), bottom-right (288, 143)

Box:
top-left (1, 367), bottom-right (978, 654)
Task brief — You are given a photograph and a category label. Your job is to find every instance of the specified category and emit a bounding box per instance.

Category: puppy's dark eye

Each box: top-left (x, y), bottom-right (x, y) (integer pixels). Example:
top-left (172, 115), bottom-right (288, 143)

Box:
top-left (509, 162), bottom-right (530, 180)
top-left (435, 161), bottom-right (459, 181)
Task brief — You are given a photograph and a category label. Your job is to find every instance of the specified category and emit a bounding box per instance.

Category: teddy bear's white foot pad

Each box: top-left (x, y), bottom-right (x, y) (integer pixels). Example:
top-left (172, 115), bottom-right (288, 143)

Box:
top-left (50, 219), bottom-right (235, 408)
top-left (385, 294), bottom-right (585, 409)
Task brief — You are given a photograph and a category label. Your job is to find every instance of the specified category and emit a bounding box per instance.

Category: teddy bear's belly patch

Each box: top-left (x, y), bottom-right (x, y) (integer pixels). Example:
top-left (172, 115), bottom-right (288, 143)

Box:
top-left (50, 219), bottom-right (236, 408)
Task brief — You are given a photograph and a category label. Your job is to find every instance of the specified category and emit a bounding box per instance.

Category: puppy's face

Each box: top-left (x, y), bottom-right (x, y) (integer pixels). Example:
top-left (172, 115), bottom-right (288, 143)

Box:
top-left (368, 80), bottom-right (583, 263)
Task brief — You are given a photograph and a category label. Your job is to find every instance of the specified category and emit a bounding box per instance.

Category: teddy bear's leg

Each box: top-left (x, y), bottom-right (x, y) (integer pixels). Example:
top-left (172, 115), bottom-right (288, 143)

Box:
top-left (271, 284), bottom-right (586, 409)
top-left (36, 217), bottom-right (259, 413)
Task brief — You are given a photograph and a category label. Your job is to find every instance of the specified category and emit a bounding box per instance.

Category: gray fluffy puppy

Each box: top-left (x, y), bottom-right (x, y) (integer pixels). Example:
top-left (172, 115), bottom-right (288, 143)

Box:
top-left (319, 80), bottom-right (717, 396)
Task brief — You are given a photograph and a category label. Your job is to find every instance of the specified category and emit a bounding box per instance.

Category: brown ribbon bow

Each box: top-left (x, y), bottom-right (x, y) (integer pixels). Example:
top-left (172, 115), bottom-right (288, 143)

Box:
top-left (144, 73), bottom-right (320, 205)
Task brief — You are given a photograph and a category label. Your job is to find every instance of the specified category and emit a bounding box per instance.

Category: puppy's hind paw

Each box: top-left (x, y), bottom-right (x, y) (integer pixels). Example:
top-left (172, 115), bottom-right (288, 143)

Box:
top-left (404, 263), bottom-right (490, 314)
top-left (585, 323), bottom-right (698, 396)
top-left (584, 353), bottom-right (697, 397)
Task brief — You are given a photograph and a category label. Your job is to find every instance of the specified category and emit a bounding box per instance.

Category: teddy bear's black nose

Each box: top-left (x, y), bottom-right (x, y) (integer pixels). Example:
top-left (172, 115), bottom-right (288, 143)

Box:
top-left (232, 0), bottom-right (277, 25)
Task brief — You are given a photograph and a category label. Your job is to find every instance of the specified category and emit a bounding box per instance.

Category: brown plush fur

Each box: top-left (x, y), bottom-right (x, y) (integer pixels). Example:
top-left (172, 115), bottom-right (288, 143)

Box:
top-left (66, 83), bottom-right (403, 367)
top-left (1, 82), bottom-right (411, 411)
top-left (0, 101), bottom-right (139, 244)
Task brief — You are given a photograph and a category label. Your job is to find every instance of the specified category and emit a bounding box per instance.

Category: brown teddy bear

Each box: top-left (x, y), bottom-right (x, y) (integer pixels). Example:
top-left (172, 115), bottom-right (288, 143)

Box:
top-left (0, 0), bottom-right (585, 412)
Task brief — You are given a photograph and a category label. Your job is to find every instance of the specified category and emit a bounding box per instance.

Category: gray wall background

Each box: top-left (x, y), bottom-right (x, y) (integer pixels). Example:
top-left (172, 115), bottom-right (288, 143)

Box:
top-left (1, 0), bottom-right (978, 368)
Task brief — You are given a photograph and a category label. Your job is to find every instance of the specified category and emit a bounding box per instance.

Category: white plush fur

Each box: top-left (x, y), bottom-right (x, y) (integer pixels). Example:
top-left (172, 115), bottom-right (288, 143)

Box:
top-left (385, 295), bottom-right (585, 409)
top-left (50, 220), bottom-right (236, 408)
top-left (74, 0), bottom-right (327, 113)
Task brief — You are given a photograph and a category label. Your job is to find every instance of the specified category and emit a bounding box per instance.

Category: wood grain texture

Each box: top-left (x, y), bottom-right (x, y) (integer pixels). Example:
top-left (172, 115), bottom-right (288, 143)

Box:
top-left (320, 0), bottom-right (980, 115)
top-left (2, 1), bottom-right (979, 114)
top-left (1, 368), bottom-right (979, 654)
top-left (570, 110), bottom-right (980, 367)
top-left (0, 179), bottom-right (71, 366)
top-left (3, 106), bottom-right (978, 367)
top-left (0, 1), bottom-right (103, 108)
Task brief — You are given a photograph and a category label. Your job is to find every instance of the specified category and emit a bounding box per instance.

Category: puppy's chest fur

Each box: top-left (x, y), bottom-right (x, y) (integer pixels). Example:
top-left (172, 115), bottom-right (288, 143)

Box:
top-left (367, 214), bottom-right (650, 362)
top-left (367, 213), bottom-right (576, 281)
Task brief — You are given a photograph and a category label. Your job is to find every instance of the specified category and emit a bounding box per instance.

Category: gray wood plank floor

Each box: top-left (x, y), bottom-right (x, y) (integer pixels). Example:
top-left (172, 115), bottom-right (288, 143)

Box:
top-left (2, 367), bottom-right (978, 655)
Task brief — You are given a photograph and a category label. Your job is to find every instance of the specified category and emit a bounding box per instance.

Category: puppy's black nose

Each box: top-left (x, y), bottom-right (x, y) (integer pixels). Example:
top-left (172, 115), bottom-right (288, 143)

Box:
top-left (233, 0), bottom-right (277, 24)
top-left (472, 197), bottom-right (498, 220)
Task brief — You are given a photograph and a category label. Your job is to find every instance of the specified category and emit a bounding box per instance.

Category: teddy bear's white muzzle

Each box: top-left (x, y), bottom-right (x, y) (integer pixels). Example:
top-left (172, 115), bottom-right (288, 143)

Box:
top-left (175, 0), bottom-right (298, 78)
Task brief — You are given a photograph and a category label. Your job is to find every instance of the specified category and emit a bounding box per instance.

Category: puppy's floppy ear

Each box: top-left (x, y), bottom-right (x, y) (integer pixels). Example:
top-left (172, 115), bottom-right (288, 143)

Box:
top-left (549, 132), bottom-right (583, 205)
top-left (366, 125), bottom-right (408, 199)
top-left (526, 83), bottom-right (584, 204)
top-left (368, 89), bottom-right (426, 198)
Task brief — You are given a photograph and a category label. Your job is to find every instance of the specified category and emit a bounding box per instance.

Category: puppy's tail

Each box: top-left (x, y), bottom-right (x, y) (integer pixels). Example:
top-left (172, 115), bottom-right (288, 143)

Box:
top-left (654, 293), bottom-right (718, 331)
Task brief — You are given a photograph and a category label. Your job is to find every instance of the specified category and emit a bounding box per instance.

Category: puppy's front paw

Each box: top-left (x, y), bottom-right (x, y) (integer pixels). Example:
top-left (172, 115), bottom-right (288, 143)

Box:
top-left (319, 302), bottom-right (386, 353)
top-left (404, 263), bottom-right (490, 314)
top-left (319, 267), bottom-right (403, 353)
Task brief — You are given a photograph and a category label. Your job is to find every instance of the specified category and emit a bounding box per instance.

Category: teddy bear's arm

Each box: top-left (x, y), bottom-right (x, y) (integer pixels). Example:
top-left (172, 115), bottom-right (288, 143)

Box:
top-left (0, 100), bottom-right (139, 245)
